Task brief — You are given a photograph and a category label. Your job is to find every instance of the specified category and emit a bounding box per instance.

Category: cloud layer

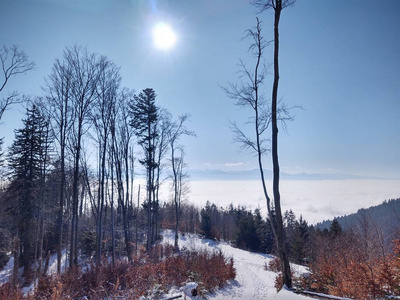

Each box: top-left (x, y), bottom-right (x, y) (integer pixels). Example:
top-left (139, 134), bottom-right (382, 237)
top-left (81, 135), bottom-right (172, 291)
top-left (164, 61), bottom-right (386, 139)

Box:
top-left (186, 179), bottom-right (400, 224)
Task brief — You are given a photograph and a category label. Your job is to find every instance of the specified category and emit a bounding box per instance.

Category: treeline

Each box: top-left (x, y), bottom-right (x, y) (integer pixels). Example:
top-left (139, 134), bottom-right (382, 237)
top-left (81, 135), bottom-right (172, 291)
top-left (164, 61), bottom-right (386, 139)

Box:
top-left (0, 45), bottom-right (194, 287)
top-left (195, 202), bottom-right (310, 264)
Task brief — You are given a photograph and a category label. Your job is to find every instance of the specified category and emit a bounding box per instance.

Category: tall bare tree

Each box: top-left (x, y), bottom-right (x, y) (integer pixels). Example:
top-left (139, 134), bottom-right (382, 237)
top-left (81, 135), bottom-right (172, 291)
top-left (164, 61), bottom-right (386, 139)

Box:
top-left (223, 15), bottom-right (294, 288)
top-left (90, 57), bottom-right (121, 266)
top-left (168, 114), bottom-right (195, 249)
top-left (152, 108), bottom-right (173, 244)
top-left (66, 45), bottom-right (101, 267)
top-left (113, 88), bottom-right (135, 261)
top-left (42, 52), bottom-right (74, 274)
top-left (252, 0), bottom-right (296, 288)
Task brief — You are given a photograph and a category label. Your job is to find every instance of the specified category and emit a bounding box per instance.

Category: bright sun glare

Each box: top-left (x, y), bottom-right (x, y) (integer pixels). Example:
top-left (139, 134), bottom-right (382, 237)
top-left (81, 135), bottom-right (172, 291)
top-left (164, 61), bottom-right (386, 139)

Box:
top-left (152, 22), bottom-right (177, 50)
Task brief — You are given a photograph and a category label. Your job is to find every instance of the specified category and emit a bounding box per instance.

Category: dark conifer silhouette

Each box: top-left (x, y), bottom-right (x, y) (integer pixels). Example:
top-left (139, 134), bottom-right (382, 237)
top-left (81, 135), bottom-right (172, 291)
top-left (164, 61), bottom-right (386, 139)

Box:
top-left (129, 88), bottom-right (159, 251)
top-left (7, 105), bottom-right (50, 278)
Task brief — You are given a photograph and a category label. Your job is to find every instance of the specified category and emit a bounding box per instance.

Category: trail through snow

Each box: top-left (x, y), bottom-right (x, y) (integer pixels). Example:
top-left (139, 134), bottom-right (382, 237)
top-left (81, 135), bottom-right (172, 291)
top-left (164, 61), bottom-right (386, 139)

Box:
top-left (162, 230), bottom-right (309, 299)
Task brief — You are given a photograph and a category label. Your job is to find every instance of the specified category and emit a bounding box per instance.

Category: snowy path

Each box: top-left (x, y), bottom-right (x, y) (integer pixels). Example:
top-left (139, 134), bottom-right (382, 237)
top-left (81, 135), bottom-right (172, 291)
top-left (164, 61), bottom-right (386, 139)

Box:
top-left (209, 243), bottom-right (278, 299)
top-left (162, 231), bottom-right (308, 299)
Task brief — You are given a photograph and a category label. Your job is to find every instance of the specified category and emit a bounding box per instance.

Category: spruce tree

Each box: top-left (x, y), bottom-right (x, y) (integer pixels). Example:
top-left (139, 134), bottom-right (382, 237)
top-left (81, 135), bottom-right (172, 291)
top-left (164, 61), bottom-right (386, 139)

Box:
top-left (7, 105), bottom-right (49, 274)
top-left (129, 88), bottom-right (159, 250)
top-left (200, 201), bottom-right (213, 239)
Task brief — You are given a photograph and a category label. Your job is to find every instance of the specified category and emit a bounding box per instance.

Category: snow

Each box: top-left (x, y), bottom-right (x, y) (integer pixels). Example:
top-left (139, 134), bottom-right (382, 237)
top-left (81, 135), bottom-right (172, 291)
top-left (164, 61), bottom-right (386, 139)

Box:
top-left (0, 231), bottom-right (351, 299)
top-left (162, 230), bottom-right (310, 300)
top-left (275, 286), bottom-right (311, 299)
top-left (0, 256), bottom-right (14, 285)
top-left (0, 249), bottom-right (68, 297)
top-left (46, 249), bottom-right (68, 275)
top-left (300, 290), bottom-right (353, 300)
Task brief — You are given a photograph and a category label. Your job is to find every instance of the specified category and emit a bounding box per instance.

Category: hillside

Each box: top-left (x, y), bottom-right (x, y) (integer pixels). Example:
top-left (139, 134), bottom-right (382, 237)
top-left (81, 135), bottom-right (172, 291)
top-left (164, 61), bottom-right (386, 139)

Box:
top-left (317, 198), bottom-right (400, 244)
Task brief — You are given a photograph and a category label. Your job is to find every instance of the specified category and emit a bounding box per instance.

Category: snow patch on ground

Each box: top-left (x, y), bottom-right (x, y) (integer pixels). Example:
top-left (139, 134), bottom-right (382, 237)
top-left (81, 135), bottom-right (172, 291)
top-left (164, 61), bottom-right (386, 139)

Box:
top-left (46, 249), bottom-right (68, 275)
top-left (0, 256), bottom-right (14, 285)
top-left (0, 249), bottom-right (68, 297)
top-left (275, 286), bottom-right (312, 299)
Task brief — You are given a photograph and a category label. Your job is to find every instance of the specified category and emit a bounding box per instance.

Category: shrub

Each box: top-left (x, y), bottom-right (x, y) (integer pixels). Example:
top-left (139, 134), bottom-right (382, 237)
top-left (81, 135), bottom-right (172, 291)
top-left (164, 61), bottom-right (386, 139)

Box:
top-left (307, 234), bottom-right (400, 299)
top-left (0, 283), bottom-right (24, 300)
top-left (34, 243), bottom-right (236, 299)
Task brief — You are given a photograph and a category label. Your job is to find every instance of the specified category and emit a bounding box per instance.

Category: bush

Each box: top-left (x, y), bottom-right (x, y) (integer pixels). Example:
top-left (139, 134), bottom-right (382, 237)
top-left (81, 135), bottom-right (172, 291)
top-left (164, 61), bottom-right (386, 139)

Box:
top-left (35, 243), bottom-right (236, 299)
top-left (0, 283), bottom-right (24, 300)
top-left (307, 233), bottom-right (400, 299)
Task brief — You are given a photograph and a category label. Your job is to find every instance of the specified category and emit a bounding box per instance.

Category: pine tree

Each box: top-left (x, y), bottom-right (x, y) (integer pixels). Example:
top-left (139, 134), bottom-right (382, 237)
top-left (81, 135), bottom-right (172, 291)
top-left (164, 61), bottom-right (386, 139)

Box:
top-left (235, 211), bottom-right (260, 252)
top-left (7, 105), bottom-right (50, 275)
top-left (129, 88), bottom-right (159, 250)
top-left (200, 201), bottom-right (213, 239)
top-left (330, 218), bottom-right (342, 238)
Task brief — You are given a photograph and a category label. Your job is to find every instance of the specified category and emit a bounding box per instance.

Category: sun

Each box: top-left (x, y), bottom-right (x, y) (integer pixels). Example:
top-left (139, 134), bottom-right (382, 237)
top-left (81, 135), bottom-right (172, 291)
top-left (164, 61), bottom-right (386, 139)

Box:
top-left (152, 22), bottom-right (177, 50)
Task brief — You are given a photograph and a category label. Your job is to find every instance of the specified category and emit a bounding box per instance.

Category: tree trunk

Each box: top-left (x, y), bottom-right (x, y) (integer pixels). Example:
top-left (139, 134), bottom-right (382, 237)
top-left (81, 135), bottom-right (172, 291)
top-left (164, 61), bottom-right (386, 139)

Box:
top-left (96, 142), bottom-right (107, 266)
top-left (57, 142), bottom-right (65, 274)
top-left (70, 120), bottom-right (82, 268)
top-left (146, 123), bottom-right (153, 252)
top-left (271, 1), bottom-right (292, 288)
top-left (136, 185), bottom-right (140, 257)
top-left (110, 152), bottom-right (115, 266)
top-left (173, 161), bottom-right (179, 250)
top-left (115, 150), bottom-right (132, 262)
top-left (12, 236), bottom-right (19, 288)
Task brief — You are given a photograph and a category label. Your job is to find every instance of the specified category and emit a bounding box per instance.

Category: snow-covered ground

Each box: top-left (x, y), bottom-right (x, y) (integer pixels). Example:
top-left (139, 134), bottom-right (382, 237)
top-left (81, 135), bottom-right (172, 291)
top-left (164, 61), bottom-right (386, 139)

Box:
top-left (162, 230), bottom-right (310, 299)
top-left (0, 231), bottom-right (344, 299)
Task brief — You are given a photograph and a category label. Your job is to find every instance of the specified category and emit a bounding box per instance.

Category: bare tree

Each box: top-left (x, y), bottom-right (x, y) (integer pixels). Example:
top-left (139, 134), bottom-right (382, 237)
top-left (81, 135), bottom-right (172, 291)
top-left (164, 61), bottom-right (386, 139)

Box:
top-left (252, 0), bottom-right (296, 288)
top-left (66, 45), bottom-right (101, 267)
top-left (113, 88), bottom-right (135, 261)
top-left (168, 114), bottom-right (195, 249)
top-left (152, 108), bottom-right (173, 244)
top-left (90, 56), bottom-right (121, 266)
top-left (223, 16), bottom-right (294, 288)
top-left (0, 45), bottom-right (35, 121)
top-left (222, 19), bottom-right (273, 214)
top-left (0, 45), bottom-right (35, 168)
top-left (42, 52), bottom-right (74, 274)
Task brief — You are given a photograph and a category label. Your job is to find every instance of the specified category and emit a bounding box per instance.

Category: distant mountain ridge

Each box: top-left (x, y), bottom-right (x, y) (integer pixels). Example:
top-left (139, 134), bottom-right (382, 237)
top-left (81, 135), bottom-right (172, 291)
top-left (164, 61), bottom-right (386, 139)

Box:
top-left (188, 168), bottom-right (386, 181)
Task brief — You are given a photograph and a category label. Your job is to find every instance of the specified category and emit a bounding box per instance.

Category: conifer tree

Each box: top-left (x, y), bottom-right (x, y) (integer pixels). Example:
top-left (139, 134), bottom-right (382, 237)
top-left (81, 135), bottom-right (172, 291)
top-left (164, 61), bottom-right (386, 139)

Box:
top-left (7, 105), bottom-right (50, 274)
top-left (129, 88), bottom-right (159, 251)
top-left (200, 201), bottom-right (213, 239)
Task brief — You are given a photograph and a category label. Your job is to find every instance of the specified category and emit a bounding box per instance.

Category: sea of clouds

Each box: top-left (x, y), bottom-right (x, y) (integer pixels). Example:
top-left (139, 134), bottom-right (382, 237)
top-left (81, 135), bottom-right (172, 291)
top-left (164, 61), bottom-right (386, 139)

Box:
top-left (185, 179), bottom-right (400, 224)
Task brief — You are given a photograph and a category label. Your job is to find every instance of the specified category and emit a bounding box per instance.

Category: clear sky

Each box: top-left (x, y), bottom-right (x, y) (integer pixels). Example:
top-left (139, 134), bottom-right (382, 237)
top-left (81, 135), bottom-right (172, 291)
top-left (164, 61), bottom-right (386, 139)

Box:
top-left (1, 0), bottom-right (399, 179)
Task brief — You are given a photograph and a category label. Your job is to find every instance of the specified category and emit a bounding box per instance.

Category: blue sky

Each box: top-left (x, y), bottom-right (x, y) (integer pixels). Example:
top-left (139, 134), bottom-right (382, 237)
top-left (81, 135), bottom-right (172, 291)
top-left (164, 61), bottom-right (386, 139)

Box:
top-left (1, 0), bottom-right (399, 179)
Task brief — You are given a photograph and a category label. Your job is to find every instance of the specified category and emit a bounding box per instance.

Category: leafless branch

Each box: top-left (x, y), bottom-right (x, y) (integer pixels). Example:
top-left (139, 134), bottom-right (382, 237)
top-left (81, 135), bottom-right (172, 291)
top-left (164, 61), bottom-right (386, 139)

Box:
top-left (251, 0), bottom-right (296, 13)
top-left (0, 45), bottom-right (35, 122)
top-left (276, 99), bottom-right (303, 133)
